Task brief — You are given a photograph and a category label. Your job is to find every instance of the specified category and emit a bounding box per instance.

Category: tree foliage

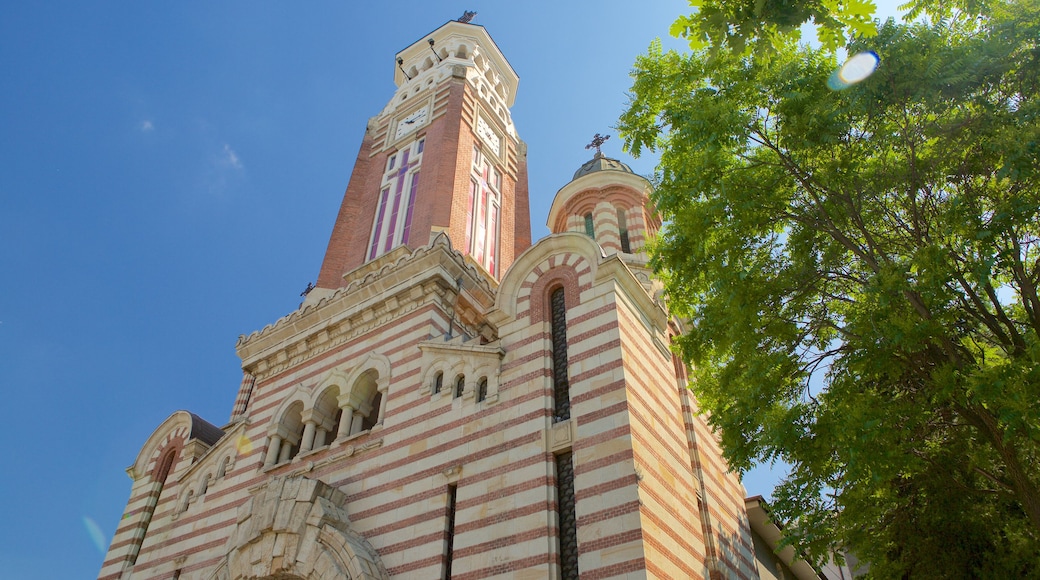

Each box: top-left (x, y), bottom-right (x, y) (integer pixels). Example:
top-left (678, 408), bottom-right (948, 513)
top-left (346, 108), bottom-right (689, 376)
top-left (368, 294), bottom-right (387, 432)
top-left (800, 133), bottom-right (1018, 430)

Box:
top-left (669, 0), bottom-right (990, 55)
top-left (620, 0), bottom-right (1040, 575)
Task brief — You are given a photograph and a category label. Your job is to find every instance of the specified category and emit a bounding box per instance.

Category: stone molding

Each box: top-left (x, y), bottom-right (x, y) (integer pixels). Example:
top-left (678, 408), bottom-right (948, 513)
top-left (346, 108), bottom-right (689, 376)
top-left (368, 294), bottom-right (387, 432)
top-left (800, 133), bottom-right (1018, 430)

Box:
top-left (206, 475), bottom-right (387, 580)
top-left (237, 235), bottom-right (496, 382)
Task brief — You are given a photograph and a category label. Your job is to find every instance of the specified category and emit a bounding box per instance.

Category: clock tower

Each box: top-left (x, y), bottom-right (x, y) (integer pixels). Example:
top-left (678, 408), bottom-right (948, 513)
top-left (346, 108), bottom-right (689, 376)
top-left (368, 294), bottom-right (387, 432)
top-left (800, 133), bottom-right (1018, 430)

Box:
top-left (314, 19), bottom-right (531, 292)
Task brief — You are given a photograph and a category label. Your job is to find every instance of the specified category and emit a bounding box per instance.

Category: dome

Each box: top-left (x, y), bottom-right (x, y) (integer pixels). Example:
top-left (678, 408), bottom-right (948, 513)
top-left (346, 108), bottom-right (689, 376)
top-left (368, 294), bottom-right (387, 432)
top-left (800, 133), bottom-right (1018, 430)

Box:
top-left (571, 152), bottom-right (635, 181)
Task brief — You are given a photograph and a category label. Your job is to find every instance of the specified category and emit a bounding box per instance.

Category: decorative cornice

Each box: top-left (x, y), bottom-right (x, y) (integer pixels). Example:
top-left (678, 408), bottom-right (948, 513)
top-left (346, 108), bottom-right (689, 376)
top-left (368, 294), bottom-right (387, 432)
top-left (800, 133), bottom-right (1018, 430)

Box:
top-left (236, 234), bottom-right (498, 381)
top-left (418, 335), bottom-right (504, 358)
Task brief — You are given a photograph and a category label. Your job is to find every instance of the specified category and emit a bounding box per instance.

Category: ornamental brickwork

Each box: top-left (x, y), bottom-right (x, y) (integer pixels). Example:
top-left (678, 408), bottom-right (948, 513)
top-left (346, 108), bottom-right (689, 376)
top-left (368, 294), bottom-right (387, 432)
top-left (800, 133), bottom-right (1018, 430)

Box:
top-left (99, 18), bottom-right (765, 580)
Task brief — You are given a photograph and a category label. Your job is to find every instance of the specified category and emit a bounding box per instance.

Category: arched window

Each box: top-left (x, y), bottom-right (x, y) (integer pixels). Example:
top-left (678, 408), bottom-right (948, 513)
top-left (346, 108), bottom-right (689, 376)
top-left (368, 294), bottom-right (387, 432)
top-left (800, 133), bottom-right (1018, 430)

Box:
top-left (550, 287), bottom-right (571, 421)
top-left (178, 489), bottom-right (194, 514)
top-left (264, 401), bottom-right (304, 466)
top-left (584, 213), bottom-right (595, 238)
top-left (467, 147), bottom-right (502, 275)
top-left (198, 473), bottom-right (212, 497)
top-left (216, 456), bottom-right (229, 479)
top-left (477, 377), bottom-right (488, 402)
top-left (154, 449), bottom-right (176, 486)
top-left (617, 207), bottom-right (631, 253)
top-left (368, 138), bottom-right (425, 261)
top-left (362, 392), bottom-right (382, 431)
top-left (454, 375), bottom-right (465, 398)
top-left (434, 371), bottom-right (444, 394)
top-left (329, 408), bottom-right (343, 443)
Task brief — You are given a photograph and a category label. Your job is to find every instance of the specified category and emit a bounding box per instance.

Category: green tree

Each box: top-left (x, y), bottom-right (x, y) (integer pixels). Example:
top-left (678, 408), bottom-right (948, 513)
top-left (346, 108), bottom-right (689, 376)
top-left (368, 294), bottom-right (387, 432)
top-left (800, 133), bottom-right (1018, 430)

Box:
top-left (620, 1), bottom-right (1040, 575)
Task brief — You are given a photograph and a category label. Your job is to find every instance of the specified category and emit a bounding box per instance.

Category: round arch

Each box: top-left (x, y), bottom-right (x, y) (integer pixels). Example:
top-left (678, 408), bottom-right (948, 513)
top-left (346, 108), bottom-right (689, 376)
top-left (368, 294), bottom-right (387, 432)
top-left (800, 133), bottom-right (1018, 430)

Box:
top-left (206, 476), bottom-right (388, 580)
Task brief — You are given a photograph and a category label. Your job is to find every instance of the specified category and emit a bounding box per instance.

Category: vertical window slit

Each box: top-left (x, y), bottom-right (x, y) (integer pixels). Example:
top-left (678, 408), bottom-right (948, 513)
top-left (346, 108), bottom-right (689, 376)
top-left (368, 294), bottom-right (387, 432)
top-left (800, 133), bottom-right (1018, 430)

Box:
top-left (617, 208), bottom-right (630, 253)
top-left (550, 287), bottom-right (571, 421)
top-left (556, 451), bottom-right (578, 579)
top-left (444, 484), bottom-right (458, 580)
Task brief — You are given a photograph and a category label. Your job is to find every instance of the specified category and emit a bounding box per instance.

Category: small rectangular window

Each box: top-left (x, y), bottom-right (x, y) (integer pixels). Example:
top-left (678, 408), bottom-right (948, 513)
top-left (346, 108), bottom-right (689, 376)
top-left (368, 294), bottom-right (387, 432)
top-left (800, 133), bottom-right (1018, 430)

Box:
top-left (491, 167), bottom-right (501, 191)
top-left (387, 154), bottom-right (397, 172)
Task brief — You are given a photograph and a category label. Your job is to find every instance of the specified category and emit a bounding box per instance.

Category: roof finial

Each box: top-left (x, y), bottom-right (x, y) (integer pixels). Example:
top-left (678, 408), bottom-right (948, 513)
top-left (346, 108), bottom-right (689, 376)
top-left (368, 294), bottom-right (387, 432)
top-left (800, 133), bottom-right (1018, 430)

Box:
top-left (458, 10), bottom-right (477, 23)
top-left (585, 133), bottom-right (610, 158)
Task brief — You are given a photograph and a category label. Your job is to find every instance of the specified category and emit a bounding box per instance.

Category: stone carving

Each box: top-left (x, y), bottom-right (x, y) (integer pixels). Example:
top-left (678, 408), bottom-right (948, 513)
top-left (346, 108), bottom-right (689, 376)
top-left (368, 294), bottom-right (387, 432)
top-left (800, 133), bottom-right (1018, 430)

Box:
top-left (207, 475), bottom-right (387, 580)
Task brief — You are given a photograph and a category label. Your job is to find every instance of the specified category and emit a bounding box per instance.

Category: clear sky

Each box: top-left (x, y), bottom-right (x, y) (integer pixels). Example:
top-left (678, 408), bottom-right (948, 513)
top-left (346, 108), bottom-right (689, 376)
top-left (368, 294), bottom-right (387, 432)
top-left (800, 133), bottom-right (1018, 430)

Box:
top-left (0, 1), bottom-right (901, 577)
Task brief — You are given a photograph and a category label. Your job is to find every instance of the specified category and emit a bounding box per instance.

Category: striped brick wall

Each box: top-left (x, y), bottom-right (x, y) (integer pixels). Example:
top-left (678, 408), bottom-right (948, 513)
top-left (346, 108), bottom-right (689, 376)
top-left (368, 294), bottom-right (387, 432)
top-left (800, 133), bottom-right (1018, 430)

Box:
top-left (101, 228), bottom-right (759, 580)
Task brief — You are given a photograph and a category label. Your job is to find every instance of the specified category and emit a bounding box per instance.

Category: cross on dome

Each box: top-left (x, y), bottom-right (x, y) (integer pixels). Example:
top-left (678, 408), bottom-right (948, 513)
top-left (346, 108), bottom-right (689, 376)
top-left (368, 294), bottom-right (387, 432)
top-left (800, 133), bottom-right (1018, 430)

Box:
top-left (585, 133), bottom-right (610, 158)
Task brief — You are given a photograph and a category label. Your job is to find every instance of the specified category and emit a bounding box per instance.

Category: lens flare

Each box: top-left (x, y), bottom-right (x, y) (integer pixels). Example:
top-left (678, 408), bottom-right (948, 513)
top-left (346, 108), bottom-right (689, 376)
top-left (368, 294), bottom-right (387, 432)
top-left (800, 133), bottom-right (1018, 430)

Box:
top-left (83, 516), bottom-right (108, 554)
top-left (828, 51), bottom-right (879, 90)
top-left (236, 435), bottom-right (253, 455)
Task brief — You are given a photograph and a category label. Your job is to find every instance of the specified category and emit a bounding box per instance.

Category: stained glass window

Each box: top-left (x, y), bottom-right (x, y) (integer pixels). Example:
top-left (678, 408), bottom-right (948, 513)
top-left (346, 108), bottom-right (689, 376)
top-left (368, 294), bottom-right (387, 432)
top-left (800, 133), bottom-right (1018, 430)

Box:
top-left (467, 147), bottom-right (502, 276)
top-left (367, 138), bottom-right (425, 260)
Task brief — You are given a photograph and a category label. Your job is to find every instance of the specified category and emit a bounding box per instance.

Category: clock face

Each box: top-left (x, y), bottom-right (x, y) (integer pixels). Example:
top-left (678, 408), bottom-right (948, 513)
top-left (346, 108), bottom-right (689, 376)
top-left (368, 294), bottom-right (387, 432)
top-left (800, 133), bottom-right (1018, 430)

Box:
top-left (475, 116), bottom-right (501, 157)
top-left (395, 106), bottom-right (429, 139)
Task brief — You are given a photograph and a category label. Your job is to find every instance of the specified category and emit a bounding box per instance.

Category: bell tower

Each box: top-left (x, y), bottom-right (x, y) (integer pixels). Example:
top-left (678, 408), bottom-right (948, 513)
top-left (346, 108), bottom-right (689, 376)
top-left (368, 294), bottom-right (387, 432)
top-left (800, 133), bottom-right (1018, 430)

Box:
top-left (315, 18), bottom-right (531, 291)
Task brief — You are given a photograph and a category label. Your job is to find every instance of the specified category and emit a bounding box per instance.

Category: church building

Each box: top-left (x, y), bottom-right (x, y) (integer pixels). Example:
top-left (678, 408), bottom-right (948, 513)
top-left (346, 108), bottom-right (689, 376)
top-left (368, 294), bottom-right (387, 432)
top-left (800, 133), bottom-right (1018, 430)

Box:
top-left (99, 16), bottom-right (810, 580)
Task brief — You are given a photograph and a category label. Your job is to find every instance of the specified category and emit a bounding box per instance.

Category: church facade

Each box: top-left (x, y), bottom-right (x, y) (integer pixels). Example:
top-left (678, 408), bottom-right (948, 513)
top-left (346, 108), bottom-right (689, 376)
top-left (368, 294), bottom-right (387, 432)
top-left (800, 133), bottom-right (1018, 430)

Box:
top-left (99, 18), bottom-right (773, 580)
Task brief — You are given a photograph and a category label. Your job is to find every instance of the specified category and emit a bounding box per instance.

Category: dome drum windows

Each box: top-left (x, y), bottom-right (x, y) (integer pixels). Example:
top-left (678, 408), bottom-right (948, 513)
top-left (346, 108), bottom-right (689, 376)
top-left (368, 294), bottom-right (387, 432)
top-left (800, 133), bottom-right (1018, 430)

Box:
top-left (617, 207), bottom-right (631, 253)
top-left (567, 201), bottom-right (643, 255)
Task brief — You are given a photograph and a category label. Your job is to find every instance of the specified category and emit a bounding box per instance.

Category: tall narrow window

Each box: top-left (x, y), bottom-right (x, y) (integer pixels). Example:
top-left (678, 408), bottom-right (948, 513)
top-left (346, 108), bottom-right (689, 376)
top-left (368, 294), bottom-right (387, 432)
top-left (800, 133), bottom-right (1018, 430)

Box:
top-left (454, 375), bottom-right (465, 399)
top-left (477, 377), bottom-right (488, 402)
top-left (556, 452), bottom-right (578, 579)
top-left (467, 148), bottom-right (502, 276)
top-left (550, 288), bottom-right (571, 421)
top-left (433, 372), bottom-right (443, 394)
top-left (617, 208), bottom-right (631, 253)
top-left (672, 352), bottom-right (688, 386)
top-left (368, 138), bottom-right (424, 261)
top-left (129, 448), bottom-right (177, 566)
top-left (444, 484), bottom-right (458, 580)
top-left (584, 213), bottom-right (595, 238)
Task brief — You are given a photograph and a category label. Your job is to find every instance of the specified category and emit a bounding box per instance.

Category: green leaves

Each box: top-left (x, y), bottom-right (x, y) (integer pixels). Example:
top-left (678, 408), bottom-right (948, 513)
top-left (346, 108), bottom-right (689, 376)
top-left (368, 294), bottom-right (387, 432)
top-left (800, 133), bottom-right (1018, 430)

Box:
top-left (622, 0), bottom-right (1040, 572)
top-left (670, 0), bottom-right (878, 56)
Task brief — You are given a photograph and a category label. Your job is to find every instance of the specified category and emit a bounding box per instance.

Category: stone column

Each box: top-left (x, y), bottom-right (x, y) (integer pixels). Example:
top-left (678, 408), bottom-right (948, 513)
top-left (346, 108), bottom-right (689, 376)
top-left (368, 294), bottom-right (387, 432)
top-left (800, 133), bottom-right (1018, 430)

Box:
top-left (278, 439), bottom-right (293, 463)
top-left (350, 411), bottom-right (364, 436)
top-left (300, 420), bottom-right (317, 454)
top-left (377, 389), bottom-right (388, 424)
top-left (313, 428), bottom-right (327, 449)
top-left (337, 405), bottom-right (356, 440)
top-left (264, 435), bottom-right (282, 467)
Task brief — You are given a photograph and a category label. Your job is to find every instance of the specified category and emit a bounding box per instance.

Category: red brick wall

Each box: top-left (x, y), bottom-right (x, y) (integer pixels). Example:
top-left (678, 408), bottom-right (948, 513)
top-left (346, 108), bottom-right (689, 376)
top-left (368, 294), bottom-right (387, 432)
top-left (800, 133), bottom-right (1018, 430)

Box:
top-left (316, 75), bottom-right (531, 289)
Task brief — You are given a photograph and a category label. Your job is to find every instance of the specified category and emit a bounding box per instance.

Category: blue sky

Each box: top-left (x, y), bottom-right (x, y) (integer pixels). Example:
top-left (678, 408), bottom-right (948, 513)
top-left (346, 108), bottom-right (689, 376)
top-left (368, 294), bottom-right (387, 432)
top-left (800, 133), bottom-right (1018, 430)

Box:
top-left (0, 2), bottom-right (904, 577)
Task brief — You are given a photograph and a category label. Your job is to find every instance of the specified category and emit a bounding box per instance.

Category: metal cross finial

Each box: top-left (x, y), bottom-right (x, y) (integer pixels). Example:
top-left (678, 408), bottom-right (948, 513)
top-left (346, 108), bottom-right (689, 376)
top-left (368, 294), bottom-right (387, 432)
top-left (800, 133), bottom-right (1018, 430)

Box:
top-left (585, 133), bottom-right (610, 157)
top-left (458, 11), bottom-right (477, 23)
